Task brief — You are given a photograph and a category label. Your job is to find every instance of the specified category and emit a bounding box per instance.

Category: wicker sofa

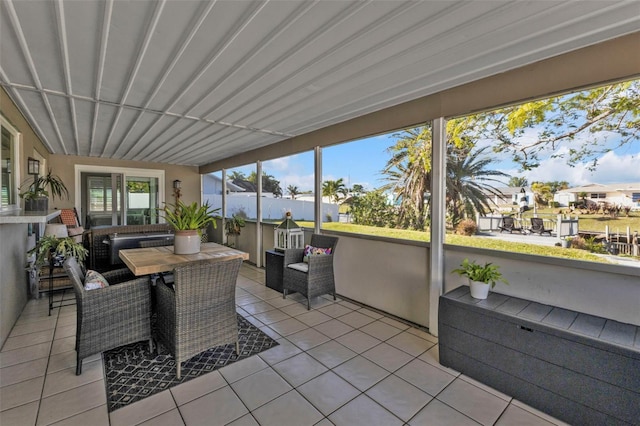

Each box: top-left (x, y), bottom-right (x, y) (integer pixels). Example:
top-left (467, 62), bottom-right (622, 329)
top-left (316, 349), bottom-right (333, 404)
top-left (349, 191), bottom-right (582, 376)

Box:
top-left (85, 224), bottom-right (173, 272)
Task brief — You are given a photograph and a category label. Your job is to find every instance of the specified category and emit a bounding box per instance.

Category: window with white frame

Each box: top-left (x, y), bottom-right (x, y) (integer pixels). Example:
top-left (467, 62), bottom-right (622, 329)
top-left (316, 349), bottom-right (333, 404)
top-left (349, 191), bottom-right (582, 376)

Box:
top-left (1, 115), bottom-right (20, 210)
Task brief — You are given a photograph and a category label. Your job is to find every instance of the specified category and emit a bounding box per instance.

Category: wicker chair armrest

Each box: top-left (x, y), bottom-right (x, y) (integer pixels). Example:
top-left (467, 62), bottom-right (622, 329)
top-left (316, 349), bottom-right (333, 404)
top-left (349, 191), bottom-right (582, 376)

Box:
top-left (83, 276), bottom-right (150, 307)
top-left (102, 268), bottom-right (136, 284)
top-left (284, 248), bottom-right (305, 265)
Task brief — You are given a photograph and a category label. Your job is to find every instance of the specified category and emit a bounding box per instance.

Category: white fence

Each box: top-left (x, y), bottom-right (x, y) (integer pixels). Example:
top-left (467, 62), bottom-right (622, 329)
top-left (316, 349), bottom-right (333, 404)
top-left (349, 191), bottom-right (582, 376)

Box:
top-left (477, 214), bottom-right (579, 238)
top-left (204, 194), bottom-right (339, 222)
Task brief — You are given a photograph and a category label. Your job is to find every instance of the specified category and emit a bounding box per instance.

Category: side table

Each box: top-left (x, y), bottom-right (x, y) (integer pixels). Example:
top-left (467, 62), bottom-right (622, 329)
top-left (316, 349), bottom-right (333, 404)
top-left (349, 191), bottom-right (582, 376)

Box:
top-left (265, 250), bottom-right (285, 293)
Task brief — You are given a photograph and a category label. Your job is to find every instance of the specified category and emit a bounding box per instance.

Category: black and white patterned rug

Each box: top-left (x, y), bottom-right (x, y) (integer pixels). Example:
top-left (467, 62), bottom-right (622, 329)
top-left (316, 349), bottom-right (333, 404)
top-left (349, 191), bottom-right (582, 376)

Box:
top-left (103, 314), bottom-right (278, 412)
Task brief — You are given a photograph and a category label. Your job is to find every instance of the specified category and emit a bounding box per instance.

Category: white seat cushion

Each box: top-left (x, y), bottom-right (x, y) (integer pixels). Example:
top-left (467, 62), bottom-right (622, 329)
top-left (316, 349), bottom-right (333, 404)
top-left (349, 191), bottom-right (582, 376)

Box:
top-left (287, 262), bottom-right (309, 273)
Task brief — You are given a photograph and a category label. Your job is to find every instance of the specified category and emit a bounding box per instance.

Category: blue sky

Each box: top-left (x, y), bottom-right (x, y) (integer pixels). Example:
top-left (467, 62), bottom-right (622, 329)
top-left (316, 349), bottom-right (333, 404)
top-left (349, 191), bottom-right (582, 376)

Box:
top-left (227, 132), bottom-right (639, 194)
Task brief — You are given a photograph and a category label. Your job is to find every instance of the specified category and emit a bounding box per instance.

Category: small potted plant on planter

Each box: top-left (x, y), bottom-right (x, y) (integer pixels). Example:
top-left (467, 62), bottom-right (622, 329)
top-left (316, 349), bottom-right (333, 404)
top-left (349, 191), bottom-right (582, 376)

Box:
top-left (224, 213), bottom-right (245, 247)
top-left (19, 169), bottom-right (69, 212)
top-left (160, 200), bottom-right (220, 254)
top-left (452, 258), bottom-right (508, 299)
top-left (29, 234), bottom-right (88, 269)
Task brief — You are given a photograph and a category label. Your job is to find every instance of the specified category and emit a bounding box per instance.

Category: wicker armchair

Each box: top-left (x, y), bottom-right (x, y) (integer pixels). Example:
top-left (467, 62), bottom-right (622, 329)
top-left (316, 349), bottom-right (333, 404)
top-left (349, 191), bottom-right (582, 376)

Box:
top-left (283, 234), bottom-right (339, 310)
top-left (63, 257), bottom-right (152, 375)
top-left (154, 257), bottom-right (243, 379)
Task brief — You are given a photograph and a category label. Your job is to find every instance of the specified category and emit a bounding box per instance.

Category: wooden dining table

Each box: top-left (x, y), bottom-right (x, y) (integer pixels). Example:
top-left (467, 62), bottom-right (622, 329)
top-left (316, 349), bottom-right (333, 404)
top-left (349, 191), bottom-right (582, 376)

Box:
top-left (118, 242), bottom-right (249, 276)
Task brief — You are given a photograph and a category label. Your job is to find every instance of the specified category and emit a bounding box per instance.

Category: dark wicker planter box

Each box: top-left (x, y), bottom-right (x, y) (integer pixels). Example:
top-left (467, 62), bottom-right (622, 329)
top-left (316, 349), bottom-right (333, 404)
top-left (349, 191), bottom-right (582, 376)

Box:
top-left (24, 197), bottom-right (49, 212)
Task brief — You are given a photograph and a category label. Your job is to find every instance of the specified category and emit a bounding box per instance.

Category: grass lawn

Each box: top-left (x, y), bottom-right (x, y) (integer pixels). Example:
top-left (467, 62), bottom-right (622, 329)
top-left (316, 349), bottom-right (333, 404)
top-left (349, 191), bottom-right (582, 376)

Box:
top-left (300, 221), bottom-right (612, 263)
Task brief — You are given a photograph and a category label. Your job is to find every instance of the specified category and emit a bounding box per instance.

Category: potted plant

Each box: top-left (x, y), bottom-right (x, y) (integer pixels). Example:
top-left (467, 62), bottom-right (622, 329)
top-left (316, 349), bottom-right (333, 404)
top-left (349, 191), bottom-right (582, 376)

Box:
top-left (19, 169), bottom-right (69, 212)
top-left (452, 258), bottom-right (508, 299)
top-left (28, 234), bottom-right (88, 270)
top-left (224, 213), bottom-right (245, 247)
top-left (561, 236), bottom-right (573, 248)
top-left (160, 200), bottom-right (220, 254)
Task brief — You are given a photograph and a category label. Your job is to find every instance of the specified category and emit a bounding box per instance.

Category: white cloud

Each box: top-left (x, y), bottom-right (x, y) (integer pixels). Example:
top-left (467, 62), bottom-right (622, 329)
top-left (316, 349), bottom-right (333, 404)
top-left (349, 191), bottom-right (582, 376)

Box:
top-left (522, 150), bottom-right (640, 185)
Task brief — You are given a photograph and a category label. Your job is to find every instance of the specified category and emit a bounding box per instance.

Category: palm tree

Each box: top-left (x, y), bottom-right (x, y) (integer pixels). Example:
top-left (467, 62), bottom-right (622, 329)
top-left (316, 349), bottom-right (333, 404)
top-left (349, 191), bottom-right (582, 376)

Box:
top-left (380, 127), bottom-right (432, 230)
top-left (227, 170), bottom-right (246, 181)
top-left (446, 146), bottom-right (509, 226)
top-left (508, 176), bottom-right (528, 188)
top-left (381, 125), bottom-right (507, 229)
top-left (287, 185), bottom-right (300, 200)
top-left (322, 179), bottom-right (347, 204)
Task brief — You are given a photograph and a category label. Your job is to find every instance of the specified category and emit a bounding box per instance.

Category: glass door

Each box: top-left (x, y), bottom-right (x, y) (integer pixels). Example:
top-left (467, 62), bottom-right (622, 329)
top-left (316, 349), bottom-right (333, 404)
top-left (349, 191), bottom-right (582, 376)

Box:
top-left (77, 165), bottom-right (165, 228)
top-left (82, 172), bottom-right (161, 228)
top-left (125, 176), bottom-right (160, 225)
top-left (83, 173), bottom-right (123, 228)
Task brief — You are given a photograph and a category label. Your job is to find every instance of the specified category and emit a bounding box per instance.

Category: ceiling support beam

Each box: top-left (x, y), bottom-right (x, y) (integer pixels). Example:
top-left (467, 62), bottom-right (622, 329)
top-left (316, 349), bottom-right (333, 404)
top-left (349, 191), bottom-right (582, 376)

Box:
top-left (314, 146), bottom-right (322, 235)
top-left (429, 117), bottom-right (447, 336)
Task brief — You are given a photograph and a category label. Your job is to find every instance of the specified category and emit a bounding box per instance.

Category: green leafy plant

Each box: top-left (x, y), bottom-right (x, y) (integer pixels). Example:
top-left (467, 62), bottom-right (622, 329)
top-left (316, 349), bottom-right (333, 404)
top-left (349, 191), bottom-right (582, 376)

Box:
top-left (19, 169), bottom-right (69, 201)
top-left (160, 200), bottom-right (220, 231)
top-left (28, 234), bottom-right (88, 268)
top-left (452, 258), bottom-right (508, 288)
top-left (224, 214), bottom-right (246, 236)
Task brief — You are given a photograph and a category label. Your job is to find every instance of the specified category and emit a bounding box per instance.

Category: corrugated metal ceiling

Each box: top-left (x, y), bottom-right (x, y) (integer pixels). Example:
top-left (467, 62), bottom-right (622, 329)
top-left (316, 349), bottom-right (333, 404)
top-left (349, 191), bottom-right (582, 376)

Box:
top-left (1, 0), bottom-right (638, 166)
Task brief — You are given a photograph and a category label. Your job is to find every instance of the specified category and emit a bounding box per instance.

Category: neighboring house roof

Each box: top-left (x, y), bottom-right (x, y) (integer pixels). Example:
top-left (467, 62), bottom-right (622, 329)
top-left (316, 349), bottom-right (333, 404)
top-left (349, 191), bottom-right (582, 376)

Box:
top-left (203, 174), bottom-right (245, 192)
top-left (231, 179), bottom-right (256, 192)
top-left (561, 183), bottom-right (640, 194)
top-left (482, 187), bottom-right (531, 197)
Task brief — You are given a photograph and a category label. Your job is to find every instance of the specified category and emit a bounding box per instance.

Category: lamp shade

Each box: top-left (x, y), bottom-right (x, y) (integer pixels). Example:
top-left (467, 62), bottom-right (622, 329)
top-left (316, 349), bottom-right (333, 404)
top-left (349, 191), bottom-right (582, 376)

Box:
top-left (44, 224), bottom-right (69, 238)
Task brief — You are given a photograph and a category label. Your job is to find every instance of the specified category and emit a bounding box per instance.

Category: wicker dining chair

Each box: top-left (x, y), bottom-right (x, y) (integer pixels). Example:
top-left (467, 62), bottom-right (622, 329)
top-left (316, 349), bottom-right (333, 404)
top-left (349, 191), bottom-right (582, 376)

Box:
top-left (283, 234), bottom-right (339, 310)
top-left (154, 257), bottom-right (243, 379)
top-left (63, 257), bottom-right (152, 375)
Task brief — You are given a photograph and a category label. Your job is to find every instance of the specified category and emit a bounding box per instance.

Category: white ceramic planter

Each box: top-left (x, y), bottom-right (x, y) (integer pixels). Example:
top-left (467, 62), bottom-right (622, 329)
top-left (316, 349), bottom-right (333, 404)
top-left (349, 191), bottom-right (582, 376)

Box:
top-left (469, 280), bottom-right (491, 299)
top-left (174, 230), bottom-right (200, 254)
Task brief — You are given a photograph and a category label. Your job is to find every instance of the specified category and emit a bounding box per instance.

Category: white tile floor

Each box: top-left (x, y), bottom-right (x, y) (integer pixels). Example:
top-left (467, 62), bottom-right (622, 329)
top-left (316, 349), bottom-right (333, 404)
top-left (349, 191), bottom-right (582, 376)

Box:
top-left (0, 264), bottom-right (568, 426)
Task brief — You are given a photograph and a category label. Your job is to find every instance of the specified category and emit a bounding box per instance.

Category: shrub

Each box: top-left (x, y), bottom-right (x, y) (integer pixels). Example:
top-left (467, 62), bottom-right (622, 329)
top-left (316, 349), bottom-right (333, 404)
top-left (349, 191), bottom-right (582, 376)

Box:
top-left (571, 236), bottom-right (587, 250)
top-left (584, 236), bottom-right (607, 254)
top-left (456, 219), bottom-right (478, 236)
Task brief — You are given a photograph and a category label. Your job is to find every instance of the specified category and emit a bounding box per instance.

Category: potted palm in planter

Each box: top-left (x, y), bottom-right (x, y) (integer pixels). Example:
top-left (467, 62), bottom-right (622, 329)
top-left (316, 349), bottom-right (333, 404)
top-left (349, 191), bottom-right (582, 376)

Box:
top-left (224, 213), bottom-right (245, 247)
top-left (452, 258), bottom-right (508, 299)
top-left (160, 200), bottom-right (220, 254)
top-left (19, 169), bottom-right (69, 212)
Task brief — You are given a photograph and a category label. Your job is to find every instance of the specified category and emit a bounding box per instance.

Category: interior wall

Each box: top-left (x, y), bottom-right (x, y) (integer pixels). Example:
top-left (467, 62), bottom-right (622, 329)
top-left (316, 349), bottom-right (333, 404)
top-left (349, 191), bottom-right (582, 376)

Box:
top-left (328, 233), bottom-right (430, 327)
top-left (444, 246), bottom-right (640, 327)
top-left (47, 154), bottom-right (200, 211)
top-left (0, 224), bottom-right (29, 347)
top-left (1, 87), bottom-right (51, 206)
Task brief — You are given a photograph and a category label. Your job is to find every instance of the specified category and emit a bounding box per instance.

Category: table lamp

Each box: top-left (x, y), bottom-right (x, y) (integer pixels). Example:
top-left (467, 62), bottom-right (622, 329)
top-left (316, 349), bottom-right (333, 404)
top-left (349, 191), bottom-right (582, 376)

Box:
top-left (44, 223), bottom-right (69, 238)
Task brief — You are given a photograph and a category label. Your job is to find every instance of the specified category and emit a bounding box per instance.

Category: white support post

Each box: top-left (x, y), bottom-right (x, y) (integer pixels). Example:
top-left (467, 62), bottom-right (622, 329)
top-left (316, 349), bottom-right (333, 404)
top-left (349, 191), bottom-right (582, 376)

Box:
top-left (314, 146), bottom-right (322, 235)
top-left (222, 169), bottom-right (227, 245)
top-left (429, 117), bottom-right (446, 336)
top-left (256, 161), bottom-right (263, 267)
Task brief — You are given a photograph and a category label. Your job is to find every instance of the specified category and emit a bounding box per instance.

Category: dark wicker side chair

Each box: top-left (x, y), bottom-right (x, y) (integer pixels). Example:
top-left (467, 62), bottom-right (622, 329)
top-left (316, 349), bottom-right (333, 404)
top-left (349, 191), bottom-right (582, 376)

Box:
top-left (154, 257), bottom-right (243, 379)
top-left (283, 234), bottom-right (339, 310)
top-left (63, 257), bottom-right (152, 375)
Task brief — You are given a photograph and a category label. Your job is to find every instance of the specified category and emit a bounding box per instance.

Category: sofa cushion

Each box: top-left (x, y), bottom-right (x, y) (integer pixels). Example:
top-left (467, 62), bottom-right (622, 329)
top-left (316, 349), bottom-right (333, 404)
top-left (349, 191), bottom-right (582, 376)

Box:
top-left (303, 244), bottom-right (332, 263)
top-left (84, 269), bottom-right (110, 290)
top-left (287, 262), bottom-right (309, 273)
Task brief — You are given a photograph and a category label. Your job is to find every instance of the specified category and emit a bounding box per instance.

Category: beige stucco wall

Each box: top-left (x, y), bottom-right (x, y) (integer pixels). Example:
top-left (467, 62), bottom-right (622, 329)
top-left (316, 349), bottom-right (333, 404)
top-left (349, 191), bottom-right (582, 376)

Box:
top-left (1, 88), bottom-right (48, 346)
top-left (1, 87), bottom-right (51, 201)
top-left (47, 154), bottom-right (201, 211)
top-left (0, 224), bottom-right (30, 345)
